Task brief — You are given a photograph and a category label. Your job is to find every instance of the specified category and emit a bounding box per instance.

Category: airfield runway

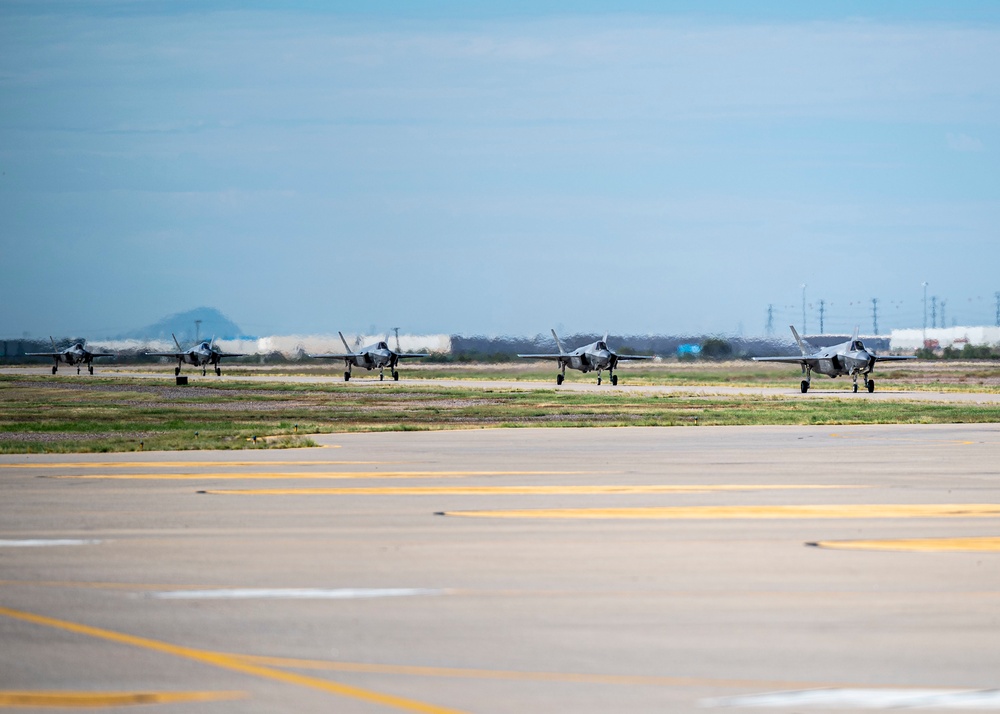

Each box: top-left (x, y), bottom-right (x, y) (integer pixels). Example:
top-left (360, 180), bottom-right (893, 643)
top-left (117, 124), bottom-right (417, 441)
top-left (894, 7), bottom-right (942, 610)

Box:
top-left (2, 423), bottom-right (999, 712)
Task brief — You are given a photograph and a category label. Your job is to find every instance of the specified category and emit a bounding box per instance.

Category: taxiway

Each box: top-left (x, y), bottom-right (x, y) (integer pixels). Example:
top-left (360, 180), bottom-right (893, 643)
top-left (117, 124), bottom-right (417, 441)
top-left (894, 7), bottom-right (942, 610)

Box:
top-left (2, 424), bottom-right (999, 711)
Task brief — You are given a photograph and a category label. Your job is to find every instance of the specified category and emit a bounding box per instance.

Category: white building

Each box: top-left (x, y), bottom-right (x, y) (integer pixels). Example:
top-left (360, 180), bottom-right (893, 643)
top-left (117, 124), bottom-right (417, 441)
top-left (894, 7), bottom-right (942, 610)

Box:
top-left (890, 326), bottom-right (1000, 351)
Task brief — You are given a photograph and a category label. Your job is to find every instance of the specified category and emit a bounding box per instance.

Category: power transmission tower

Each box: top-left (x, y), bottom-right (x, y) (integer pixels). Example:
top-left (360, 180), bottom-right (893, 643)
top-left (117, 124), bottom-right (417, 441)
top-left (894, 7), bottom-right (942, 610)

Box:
top-left (940, 301), bottom-right (946, 330)
top-left (818, 300), bottom-right (825, 334)
top-left (871, 298), bottom-right (879, 335)
top-left (931, 296), bottom-right (937, 329)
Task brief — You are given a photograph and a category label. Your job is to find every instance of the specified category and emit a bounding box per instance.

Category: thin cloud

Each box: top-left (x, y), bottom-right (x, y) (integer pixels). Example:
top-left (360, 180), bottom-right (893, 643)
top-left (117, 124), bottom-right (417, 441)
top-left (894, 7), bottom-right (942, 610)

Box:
top-left (946, 132), bottom-right (985, 152)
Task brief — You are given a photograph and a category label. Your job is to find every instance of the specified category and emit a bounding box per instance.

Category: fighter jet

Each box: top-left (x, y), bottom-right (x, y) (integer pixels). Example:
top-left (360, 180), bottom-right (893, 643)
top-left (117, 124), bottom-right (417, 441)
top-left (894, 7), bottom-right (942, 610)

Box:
top-left (145, 334), bottom-right (245, 376)
top-left (27, 337), bottom-right (115, 375)
top-left (308, 332), bottom-right (429, 381)
top-left (753, 325), bottom-right (916, 393)
top-left (518, 330), bottom-right (653, 385)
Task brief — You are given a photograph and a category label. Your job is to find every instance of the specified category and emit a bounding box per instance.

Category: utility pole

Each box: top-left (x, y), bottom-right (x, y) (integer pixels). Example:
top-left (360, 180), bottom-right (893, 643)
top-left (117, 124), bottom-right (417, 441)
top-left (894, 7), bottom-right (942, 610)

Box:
top-left (818, 300), bottom-right (825, 334)
top-left (766, 305), bottom-right (774, 336)
top-left (801, 284), bottom-right (807, 335)
top-left (940, 301), bottom-right (946, 330)
top-left (922, 282), bottom-right (928, 345)
top-left (871, 298), bottom-right (879, 335)
top-left (931, 296), bottom-right (937, 329)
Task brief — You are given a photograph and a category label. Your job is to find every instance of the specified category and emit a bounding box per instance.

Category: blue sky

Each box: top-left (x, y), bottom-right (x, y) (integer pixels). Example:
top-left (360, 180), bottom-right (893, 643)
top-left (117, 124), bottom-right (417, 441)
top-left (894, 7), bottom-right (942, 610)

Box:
top-left (2, 1), bottom-right (998, 339)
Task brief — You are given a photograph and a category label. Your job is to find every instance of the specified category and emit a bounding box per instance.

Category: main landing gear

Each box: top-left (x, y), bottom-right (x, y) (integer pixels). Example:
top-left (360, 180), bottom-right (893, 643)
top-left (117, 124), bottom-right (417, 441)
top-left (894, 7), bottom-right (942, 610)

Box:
top-left (800, 364), bottom-right (812, 393)
top-left (596, 371), bottom-right (619, 386)
top-left (52, 365), bottom-right (58, 375)
top-left (344, 371), bottom-right (351, 382)
top-left (852, 374), bottom-right (875, 393)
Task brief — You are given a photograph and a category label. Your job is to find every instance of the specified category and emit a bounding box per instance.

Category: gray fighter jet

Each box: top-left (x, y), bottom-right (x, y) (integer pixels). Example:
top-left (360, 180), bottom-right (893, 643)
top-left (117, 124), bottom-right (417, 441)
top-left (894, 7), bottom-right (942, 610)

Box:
top-left (518, 330), bottom-right (653, 385)
top-left (146, 334), bottom-right (245, 376)
top-left (753, 325), bottom-right (916, 393)
top-left (308, 332), bottom-right (429, 381)
top-left (27, 337), bottom-right (115, 375)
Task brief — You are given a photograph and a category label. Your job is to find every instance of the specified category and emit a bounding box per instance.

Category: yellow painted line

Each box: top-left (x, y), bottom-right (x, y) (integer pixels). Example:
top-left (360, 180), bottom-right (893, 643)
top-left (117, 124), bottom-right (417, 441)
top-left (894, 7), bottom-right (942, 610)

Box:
top-left (200, 485), bottom-right (859, 496)
top-left (0, 690), bottom-right (244, 707)
top-left (1, 459), bottom-right (370, 469)
top-left (0, 581), bottom-right (228, 591)
top-left (811, 537), bottom-right (1000, 552)
top-left (233, 653), bottom-right (845, 690)
top-left (441, 504), bottom-right (1000, 520)
top-left (56, 470), bottom-right (594, 481)
top-left (0, 606), bottom-right (465, 714)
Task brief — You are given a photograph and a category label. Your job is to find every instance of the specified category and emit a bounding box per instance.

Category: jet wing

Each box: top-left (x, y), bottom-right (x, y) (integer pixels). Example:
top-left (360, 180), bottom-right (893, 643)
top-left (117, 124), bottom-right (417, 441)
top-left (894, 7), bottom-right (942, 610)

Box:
top-left (25, 352), bottom-right (62, 357)
top-left (752, 356), bottom-right (810, 363)
top-left (874, 355), bottom-right (917, 362)
top-left (308, 353), bottom-right (354, 359)
top-left (145, 351), bottom-right (186, 358)
top-left (517, 353), bottom-right (564, 360)
top-left (394, 353), bottom-right (430, 359)
top-left (613, 354), bottom-right (653, 361)
top-left (214, 352), bottom-right (245, 358)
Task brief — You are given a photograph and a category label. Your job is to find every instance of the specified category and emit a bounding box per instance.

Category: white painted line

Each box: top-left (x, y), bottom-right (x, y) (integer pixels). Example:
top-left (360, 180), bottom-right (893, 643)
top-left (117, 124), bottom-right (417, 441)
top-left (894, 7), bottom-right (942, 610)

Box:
top-left (701, 688), bottom-right (1000, 709)
top-left (0, 539), bottom-right (102, 547)
top-left (148, 588), bottom-right (448, 600)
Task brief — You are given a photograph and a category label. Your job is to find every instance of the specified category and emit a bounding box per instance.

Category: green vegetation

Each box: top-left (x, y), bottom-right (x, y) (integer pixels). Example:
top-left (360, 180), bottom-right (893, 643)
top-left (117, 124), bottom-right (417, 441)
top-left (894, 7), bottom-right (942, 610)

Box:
top-left (1, 372), bottom-right (998, 454)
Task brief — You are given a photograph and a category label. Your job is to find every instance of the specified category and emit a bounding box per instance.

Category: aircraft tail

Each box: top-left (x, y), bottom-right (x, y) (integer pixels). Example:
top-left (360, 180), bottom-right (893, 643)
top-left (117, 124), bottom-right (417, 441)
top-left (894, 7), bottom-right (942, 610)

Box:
top-left (172, 333), bottom-right (183, 351)
top-left (50, 336), bottom-right (57, 350)
top-left (551, 329), bottom-right (566, 355)
top-left (338, 331), bottom-right (353, 354)
top-left (789, 325), bottom-right (809, 356)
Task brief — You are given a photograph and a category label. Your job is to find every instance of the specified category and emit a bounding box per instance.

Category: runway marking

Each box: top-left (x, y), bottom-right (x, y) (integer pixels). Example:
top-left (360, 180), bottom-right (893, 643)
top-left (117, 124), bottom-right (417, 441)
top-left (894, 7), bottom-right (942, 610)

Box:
top-left (0, 606), bottom-right (465, 714)
top-left (199, 484), bottom-right (859, 496)
top-left (1, 459), bottom-right (373, 469)
top-left (810, 537), bottom-right (1000, 552)
top-left (148, 588), bottom-right (449, 600)
top-left (0, 580), bottom-right (217, 591)
top-left (0, 690), bottom-right (245, 707)
top-left (56, 470), bottom-right (593, 481)
top-left (232, 653), bottom-right (847, 689)
top-left (440, 504), bottom-right (1000, 520)
top-left (702, 687), bottom-right (1000, 709)
top-left (0, 539), bottom-right (101, 547)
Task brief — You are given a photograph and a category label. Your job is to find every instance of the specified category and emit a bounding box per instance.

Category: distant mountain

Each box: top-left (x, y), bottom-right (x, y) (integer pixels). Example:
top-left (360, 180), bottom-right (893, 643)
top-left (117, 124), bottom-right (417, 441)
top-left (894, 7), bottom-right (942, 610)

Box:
top-left (117, 307), bottom-right (245, 342)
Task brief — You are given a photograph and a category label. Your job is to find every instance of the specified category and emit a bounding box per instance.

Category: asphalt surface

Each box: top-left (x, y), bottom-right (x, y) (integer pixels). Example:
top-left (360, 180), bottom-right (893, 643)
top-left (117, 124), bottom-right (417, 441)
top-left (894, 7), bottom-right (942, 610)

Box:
top-left (2, 423), bottom-right (999, 712)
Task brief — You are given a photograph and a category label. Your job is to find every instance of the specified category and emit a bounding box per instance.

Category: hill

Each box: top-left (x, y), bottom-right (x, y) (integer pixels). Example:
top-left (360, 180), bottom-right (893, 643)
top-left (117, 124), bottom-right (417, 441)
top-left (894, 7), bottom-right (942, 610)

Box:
top-left (116, 307), bottom-right (245, 342)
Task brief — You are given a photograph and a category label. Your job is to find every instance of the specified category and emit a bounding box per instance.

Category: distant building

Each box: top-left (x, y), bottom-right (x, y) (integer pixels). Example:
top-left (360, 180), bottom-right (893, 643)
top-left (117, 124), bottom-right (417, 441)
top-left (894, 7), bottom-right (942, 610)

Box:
top-left (891, 326), bottom-right (1000, 351)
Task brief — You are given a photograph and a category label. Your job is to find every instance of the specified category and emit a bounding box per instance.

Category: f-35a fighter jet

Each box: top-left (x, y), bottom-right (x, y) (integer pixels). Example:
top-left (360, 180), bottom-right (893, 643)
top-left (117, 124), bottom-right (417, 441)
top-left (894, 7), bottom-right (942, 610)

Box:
top-left (518, 329), bottom-right (653, 385)
top-left (146, 334), bottom-right (245, 376)
top-left (753, 325), bottom-right (916, 393)
top-left (309, 332), bottom-right (429, 381)
top-left (27, 337), bottom-right (115, 375)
